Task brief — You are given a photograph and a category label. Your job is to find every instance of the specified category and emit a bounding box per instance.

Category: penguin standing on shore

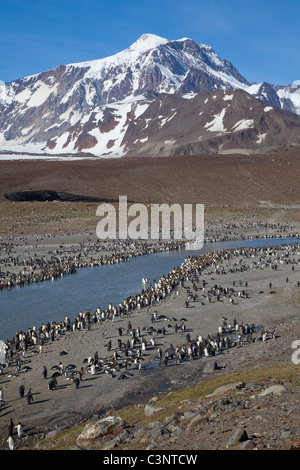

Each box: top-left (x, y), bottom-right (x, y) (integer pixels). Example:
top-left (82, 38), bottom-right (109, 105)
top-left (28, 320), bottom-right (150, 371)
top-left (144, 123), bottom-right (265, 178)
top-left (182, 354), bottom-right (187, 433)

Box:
top-left (16, 422), bottom-right (24, 438)
top-left (73, 377), bottom-right (80, 389)
top-left (19, 385), bottom-right (25, 399)
top-left (8, 435), bottom-right (14, 450)
top-left (48, 378), bottom-right (57, 391)
top-left (94, 351), bottom-right (99, 364)
top-left (262, 332), bottom-right (268, 342)
top-left (42, 366), bottom-right (47, 379)
top-left (26, 389), bottom-right (33, 405)
top-left (8, 418), bottom-right (14, 437)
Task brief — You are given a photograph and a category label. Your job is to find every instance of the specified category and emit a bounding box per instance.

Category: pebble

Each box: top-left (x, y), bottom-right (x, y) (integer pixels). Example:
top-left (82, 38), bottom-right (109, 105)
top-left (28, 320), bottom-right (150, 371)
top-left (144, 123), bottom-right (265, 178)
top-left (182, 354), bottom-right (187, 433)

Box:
top-left (259, 385), bottom-right (286, 396)
top-left (144, 404), bottom-right (166, 417)
top-left (281, 430), bottom-right (292, 439)
top-left (239, 439), bottom-right (255, 450)
top-left (206, 382), bottom-right (241, 397)
top-left (227, 428), bottom-right (248, 447)
top-left (186, 414), bottom-right (207, 429)
top-left (203, 360), bottom-right (218, 373)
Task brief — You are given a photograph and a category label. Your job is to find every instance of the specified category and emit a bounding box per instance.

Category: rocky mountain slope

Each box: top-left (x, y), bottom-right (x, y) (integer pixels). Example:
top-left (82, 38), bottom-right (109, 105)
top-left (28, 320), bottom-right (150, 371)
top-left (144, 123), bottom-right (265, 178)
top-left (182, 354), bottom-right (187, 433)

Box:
top-left (0, 34), bottom-right (300, 157)
top-left (45, 89), bottom-right (300, 157)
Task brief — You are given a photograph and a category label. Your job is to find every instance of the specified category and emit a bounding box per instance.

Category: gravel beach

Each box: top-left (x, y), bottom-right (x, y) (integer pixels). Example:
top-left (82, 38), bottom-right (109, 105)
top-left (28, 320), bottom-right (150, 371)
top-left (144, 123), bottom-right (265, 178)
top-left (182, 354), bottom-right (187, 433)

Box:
top-left (0, 240), bottom-right (299, 450)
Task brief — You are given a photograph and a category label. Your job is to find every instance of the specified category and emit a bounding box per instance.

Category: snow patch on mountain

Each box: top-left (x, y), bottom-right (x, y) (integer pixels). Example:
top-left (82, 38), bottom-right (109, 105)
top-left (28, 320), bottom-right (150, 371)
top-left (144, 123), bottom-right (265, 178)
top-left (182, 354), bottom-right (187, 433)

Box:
top-left (232, 119), bottom-right (254, 132)
top-left (46, 95), bottom-right (151, 156)
top-left (204, 108), bottom-right (227, 132)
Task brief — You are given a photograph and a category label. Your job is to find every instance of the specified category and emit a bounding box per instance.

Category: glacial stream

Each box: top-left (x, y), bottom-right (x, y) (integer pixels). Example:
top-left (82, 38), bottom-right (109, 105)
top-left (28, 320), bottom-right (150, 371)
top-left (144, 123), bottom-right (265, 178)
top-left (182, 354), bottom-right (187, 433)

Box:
top-left (0, 237), bottom-right (298, 340)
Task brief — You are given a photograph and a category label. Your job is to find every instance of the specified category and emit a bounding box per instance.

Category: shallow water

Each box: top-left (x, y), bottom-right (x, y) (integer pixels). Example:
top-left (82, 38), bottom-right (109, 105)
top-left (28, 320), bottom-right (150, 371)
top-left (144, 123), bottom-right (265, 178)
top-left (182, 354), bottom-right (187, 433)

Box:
top-left (0, 237), bottom-right (298, 341)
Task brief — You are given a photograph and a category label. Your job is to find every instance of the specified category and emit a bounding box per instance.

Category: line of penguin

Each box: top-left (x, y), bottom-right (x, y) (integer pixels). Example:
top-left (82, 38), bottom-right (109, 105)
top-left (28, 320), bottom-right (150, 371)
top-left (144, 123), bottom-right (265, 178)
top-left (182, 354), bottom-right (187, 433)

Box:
top-left (0, 238), bottom-right (187, 290)
top-left (2, 242), bottom-right (299, 372)
top-left (1, 225), bottom-right (298, 291)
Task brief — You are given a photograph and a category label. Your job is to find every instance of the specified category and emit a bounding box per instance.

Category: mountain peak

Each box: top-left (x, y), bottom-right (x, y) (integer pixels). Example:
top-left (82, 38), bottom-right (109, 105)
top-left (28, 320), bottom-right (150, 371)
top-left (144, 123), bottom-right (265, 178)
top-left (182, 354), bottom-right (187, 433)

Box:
top-left (67, 33), bottom-right (169, 75)
top-left (128, 34), bottom-right (169, 54)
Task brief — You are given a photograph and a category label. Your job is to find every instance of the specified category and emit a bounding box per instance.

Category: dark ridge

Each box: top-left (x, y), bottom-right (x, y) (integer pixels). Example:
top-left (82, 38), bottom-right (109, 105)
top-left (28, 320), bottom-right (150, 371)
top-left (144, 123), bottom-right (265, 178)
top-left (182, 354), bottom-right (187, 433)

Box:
top-left (4, 190), bottom-right (123, 203)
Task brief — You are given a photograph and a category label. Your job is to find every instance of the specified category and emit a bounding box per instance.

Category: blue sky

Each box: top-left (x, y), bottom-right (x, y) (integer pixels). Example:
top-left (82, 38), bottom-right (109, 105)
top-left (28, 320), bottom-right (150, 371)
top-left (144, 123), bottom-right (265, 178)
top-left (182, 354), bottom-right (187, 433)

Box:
top-left (0, 0), bottom-right (299, 85)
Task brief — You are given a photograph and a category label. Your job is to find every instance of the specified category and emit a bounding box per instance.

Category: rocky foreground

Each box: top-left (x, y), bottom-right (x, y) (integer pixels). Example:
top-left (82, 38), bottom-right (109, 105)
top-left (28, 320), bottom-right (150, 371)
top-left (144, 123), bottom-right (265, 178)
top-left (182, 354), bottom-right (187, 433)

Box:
top-left (32, 317), bottom-right (300, 452)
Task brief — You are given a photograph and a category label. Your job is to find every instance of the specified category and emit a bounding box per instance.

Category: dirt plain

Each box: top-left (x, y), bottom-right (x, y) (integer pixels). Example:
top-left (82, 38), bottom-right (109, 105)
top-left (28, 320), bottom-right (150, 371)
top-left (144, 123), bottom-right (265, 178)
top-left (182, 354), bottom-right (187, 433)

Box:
top-left (0, 147), bottom-right (299, 207)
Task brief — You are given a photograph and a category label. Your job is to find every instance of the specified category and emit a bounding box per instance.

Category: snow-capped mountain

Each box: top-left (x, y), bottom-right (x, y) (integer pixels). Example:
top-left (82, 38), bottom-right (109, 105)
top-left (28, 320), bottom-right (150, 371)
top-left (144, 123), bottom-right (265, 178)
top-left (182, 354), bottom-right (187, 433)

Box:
top-left (0, 34), bottom-right (299, 156)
